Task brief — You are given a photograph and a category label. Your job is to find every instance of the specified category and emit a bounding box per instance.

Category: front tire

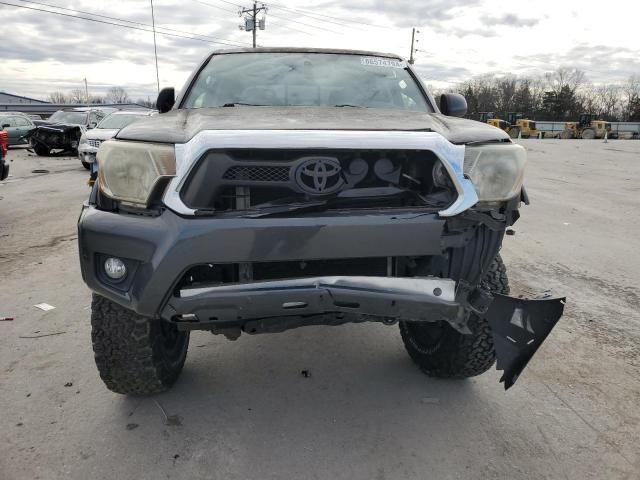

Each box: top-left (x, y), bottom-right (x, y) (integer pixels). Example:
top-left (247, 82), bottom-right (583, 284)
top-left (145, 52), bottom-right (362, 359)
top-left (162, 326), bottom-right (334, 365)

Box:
top-left (399, 255), bottom-right (509, 379)
top-left (81, 160), bottom-right (90, 170)
top-left (91, 294), bottom-right (190, 394)
top-left (581, 128), bottom-right (596, 139)
top-left (33, 143), bottom-right (50, 156)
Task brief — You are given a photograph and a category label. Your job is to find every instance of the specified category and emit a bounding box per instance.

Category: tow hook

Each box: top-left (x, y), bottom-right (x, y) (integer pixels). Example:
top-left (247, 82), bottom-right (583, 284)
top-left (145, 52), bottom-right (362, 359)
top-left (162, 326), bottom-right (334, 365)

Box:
top-left (486, 294), bottom-right (566, 390)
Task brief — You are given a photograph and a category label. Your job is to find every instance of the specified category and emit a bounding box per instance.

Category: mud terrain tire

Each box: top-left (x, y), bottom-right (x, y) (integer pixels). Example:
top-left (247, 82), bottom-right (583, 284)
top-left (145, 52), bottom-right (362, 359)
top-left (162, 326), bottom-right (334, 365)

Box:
top-left (91, 294), bottom-right (190, 394)
top-left (399, 255), bottom-right (509, 379)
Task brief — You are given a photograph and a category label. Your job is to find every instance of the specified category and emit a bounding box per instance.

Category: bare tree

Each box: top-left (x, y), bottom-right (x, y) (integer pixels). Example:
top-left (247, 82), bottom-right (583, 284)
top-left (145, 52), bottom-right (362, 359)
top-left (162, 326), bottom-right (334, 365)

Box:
top-left (545, 67), bottom-right (586, 95)
top-left (495, 77), bottom-right (517, 115)
top-left (68, 88), bottom-right (88, 104)
top-left (48, 91), bottom-right (68, 103)
top-left (595, 84), bottom-right (621, 120)
top-left (622, 75), bottom-right (640, 121)
top-left (105, 87), bottom-right (130, 104)
top-left (578, 84), bottom-right (599, 115)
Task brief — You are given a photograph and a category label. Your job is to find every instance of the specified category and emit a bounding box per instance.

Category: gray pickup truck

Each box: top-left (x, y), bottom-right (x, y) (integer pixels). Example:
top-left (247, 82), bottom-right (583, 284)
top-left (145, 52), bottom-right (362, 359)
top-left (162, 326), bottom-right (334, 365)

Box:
top-left (78, 48), bottom-right (564, 395)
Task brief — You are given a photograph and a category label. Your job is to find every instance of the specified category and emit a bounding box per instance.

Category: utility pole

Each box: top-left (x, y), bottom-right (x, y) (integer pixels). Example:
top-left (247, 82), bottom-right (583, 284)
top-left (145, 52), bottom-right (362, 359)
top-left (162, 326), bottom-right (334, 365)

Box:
top-left (84, 78), bottom-right (89, 105)
top-left (240, 1), bottom-right (267, 48)
top-left (150, 0), bottom-right (160, 93)
top-left (408, 28), bottom-right (419, 65)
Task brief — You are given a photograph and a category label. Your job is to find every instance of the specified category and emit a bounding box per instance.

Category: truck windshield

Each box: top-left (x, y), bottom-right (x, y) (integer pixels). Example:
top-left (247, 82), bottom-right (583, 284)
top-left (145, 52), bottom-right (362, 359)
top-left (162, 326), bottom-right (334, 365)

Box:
top-left (97, 113), bottom-right (146, 129)
top-left (49, 111), bottom-right (87, 124)
top-left (182, 52), bottom-right (431, 112)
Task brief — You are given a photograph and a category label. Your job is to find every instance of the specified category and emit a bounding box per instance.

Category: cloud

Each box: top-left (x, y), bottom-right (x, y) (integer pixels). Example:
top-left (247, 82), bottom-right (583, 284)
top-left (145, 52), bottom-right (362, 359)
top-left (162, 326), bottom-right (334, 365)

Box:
top-left (314, 0), bottom-right (481, 28)
top-left (480, 13), bottom-right (539, 28)
top-left (0, 0), bottom-right (637, 100)
top-left (514, 44), bottom-right (640, 83)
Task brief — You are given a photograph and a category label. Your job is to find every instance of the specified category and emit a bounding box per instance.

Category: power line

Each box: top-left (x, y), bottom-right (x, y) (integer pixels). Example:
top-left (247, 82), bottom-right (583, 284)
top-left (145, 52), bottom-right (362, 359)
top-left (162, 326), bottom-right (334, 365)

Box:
top-left (190, 0), bottom-right (238, 15)
top-left (267, 11), bottom-right (339, 33)
top-left (266, 4), bottom-right (356, 28)
top-left (264, 1), bottom-right (395, 30)
top-left (267, 19), bottom-right (313, 36)
top-left (4, 0), bottom-right (249, 47)
top-left (194, 0), bottom-right (317, 39)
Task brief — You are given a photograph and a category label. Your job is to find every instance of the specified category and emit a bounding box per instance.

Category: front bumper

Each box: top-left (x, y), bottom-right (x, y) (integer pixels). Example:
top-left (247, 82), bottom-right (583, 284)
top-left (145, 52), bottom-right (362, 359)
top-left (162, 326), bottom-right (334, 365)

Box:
top-left (78, 204), bottom-right (566, 390)
top-left (78, 144), bottom-right (97, 163)
top-left (78, 205), bottom-right (448, 318)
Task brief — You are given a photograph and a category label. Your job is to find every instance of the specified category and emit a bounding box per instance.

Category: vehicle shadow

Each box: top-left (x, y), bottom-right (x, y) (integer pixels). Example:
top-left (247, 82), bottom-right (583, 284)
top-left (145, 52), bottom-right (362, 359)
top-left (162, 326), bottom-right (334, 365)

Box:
top-left (109, 323), bottom-right (514, 479)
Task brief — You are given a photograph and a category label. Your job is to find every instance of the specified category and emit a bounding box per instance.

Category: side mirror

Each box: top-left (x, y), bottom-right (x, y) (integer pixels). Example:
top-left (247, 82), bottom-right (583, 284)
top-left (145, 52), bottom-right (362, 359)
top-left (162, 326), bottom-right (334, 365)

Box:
top-left (157, 87), bottom-right (176, 114)
top-left (88, 122), bottom-right (97, 129)
top-left (2, 124), bottom-right (10, 129)
top-left (440, 93), bottom-right (467, 118)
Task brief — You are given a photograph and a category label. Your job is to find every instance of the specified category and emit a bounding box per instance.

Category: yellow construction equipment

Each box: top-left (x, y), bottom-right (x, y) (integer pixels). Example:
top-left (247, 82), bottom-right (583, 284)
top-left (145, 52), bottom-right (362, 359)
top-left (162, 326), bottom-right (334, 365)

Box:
top-left (487, 118), bottom-right (510, 131)
top-left (560, 114), bottom-right (614, 139)
top-left (480, 112), bottom-right (543, 138)
top-left (507, 119), bottom-right (541, 139)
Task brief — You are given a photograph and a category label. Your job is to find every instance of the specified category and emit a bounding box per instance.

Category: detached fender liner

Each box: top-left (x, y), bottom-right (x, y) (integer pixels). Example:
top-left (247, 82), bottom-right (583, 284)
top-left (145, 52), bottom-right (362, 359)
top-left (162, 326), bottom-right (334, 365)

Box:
top-left (487, 294), bottom-right (566, 389)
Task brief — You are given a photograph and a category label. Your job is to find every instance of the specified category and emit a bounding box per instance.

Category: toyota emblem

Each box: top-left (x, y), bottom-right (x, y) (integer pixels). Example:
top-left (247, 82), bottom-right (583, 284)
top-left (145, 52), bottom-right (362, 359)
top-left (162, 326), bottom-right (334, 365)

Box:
top-left (294, 157), bottom-right (344, 195)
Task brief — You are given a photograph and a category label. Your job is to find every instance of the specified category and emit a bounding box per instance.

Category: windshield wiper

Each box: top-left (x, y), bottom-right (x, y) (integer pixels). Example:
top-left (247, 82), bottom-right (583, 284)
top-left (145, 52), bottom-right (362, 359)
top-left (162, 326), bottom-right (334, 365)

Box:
top-left (243, 201), bottom-right (328, 218)
top-left (222, 102), bottom-right (269, 107)
top-left (333, 104), bottom-right (364, 108)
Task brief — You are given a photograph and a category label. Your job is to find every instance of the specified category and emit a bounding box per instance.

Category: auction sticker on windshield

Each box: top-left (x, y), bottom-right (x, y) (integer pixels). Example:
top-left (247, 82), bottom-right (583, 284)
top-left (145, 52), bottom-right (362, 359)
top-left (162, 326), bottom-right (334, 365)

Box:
top-left (360, 57), bottom-right (404, 68)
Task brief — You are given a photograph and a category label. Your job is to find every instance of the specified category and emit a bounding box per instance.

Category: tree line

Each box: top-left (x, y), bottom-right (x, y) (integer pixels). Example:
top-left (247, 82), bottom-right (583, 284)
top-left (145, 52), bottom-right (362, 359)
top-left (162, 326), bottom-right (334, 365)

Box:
top-left (48, 86), bottom-right (154, 108)
top-left (448, 68), bottom-right (640, 122)
top-left (47, 70), bottom-right (640, 122)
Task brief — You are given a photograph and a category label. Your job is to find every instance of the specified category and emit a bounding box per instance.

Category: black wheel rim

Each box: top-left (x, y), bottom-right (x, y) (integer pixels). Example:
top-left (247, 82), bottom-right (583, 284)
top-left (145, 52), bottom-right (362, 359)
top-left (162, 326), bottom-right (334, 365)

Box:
top-left (410, 321), bottom-right (448, 353)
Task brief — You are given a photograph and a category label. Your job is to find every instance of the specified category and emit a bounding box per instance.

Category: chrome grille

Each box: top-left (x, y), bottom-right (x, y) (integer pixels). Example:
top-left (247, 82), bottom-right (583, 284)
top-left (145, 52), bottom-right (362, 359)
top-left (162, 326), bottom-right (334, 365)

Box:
top-left (87, 139), bottom-right (102, 148)
top-left (222, 165), bottom-right (290, 182)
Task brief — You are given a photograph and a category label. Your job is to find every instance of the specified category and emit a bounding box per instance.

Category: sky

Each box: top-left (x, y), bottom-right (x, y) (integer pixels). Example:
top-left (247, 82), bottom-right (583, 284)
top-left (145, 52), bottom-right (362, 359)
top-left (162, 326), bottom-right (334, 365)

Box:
top-left (1, 0), bottom-right (639, 101)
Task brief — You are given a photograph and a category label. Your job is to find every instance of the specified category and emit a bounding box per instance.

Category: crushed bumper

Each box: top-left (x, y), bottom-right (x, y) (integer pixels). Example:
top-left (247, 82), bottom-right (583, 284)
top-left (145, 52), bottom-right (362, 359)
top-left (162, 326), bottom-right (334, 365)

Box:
top-left (162, 275), bottom-right (461, 331)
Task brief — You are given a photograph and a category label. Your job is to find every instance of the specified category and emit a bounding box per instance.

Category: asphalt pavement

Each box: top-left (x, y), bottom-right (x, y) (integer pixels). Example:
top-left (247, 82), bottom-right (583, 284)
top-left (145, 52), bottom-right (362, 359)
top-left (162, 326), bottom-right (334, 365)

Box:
top-left (0, 141), bottom-right (638, 480)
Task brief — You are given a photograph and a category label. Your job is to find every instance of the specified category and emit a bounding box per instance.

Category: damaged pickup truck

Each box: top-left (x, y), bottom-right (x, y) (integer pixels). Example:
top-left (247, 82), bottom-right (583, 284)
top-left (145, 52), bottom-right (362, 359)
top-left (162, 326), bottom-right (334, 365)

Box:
top-left (78, 48), bottom-right (565, 395)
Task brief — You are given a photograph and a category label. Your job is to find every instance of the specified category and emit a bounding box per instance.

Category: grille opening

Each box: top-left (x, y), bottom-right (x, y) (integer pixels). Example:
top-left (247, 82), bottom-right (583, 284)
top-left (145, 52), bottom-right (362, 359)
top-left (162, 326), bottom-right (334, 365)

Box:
top-left (176, 257), bottom-right (390, 293)
top-left (181, 149), bottom-right (456, 213)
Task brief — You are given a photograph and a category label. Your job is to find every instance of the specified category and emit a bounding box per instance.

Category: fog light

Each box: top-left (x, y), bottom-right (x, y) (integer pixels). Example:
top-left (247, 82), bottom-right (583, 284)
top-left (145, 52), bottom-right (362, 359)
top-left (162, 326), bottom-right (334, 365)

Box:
top-left (104, 257), bottom-right (127, 280)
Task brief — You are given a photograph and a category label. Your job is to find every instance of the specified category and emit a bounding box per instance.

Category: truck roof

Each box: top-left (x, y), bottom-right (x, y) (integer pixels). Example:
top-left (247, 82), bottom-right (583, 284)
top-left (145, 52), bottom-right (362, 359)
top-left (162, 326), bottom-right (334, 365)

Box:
top-left (210, 47), bottom-right (404, 60)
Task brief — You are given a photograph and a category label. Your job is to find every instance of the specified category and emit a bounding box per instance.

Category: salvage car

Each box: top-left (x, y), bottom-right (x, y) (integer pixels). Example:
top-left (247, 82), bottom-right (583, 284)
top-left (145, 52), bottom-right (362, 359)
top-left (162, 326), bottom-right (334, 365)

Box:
top-left (78, 48), bottom-right (565, 395)
top-left (28, 107), bottom-right (114, 156)
top-left (78, 109), bottom-right (156, 171)
top-left (0, 112), bottom-right (35, 146)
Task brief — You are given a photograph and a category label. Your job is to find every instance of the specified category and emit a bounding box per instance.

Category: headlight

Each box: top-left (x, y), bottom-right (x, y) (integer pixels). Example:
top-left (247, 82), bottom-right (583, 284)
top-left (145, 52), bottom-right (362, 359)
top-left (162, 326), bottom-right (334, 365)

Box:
top-left (97, 141), bottom-right (176, 206)
top-left (463, 143), bottom-right (526, 202)
top-left (79, 133), bottom-right (87, 145)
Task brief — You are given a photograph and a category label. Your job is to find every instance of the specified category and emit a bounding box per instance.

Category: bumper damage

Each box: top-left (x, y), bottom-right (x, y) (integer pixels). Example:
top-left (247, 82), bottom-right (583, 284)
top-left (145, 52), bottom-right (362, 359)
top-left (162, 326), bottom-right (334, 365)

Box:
top-left (163, 275), bottom-right (565, 389)
top-left (163, 276), bottom-right (461, 334)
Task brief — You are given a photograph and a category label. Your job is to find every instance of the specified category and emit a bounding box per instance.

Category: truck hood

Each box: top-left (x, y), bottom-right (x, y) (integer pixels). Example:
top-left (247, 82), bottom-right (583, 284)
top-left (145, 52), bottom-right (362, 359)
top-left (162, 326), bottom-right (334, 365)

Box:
top-left (116, 107), bottom-right (509, 145)
top-left (36, 122), bottom-right (85, 133)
